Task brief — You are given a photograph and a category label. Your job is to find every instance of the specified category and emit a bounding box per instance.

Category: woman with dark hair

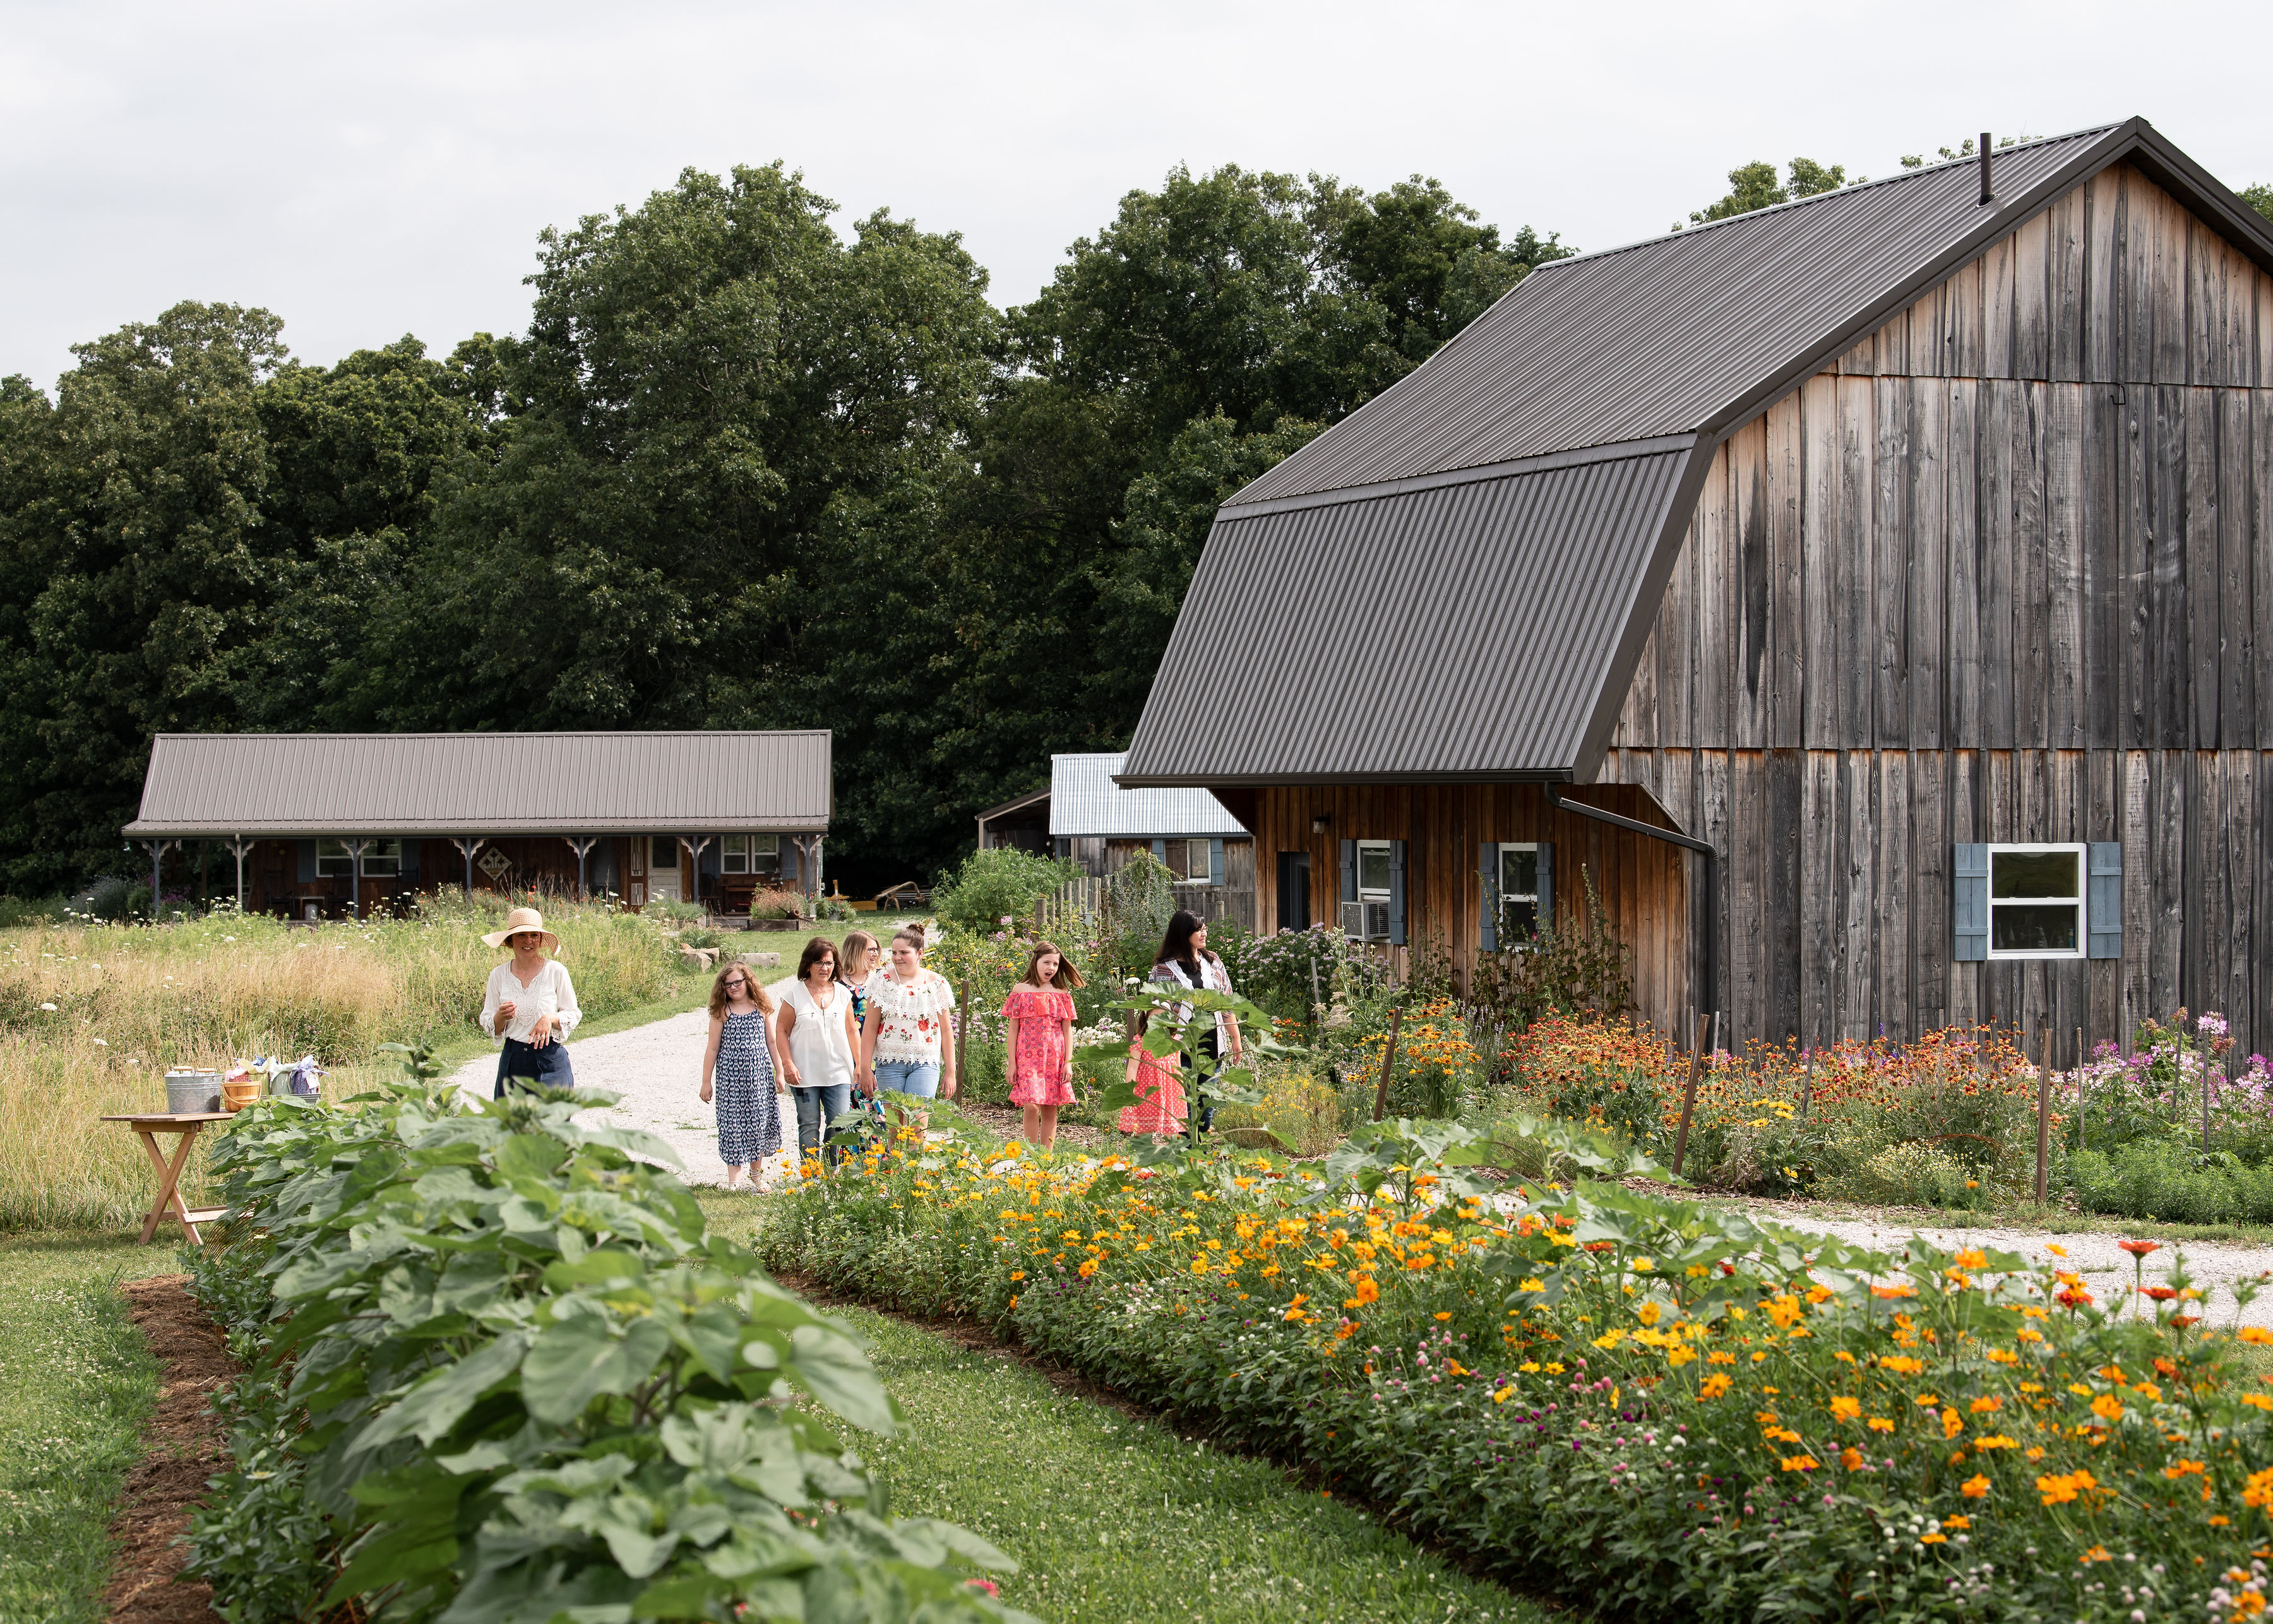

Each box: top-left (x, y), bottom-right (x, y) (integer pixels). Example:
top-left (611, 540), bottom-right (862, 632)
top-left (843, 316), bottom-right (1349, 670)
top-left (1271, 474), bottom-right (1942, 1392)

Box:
top-left (777, 936), bottom-right (861, 1168)
top-left (1119, 909), bottom-right (1244, 1136)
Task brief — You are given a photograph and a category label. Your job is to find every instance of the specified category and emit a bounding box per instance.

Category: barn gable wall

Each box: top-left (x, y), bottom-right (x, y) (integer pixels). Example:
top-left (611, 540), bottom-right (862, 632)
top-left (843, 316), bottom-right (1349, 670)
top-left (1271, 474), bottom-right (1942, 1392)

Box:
top-left (1608, 162), bottom-right (2273, 1063)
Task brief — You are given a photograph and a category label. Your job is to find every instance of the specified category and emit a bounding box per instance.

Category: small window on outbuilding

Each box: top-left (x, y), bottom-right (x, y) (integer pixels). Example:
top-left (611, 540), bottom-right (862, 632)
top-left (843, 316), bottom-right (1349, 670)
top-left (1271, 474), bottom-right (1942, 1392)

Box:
top-left (316, 839), bottom-right (400, 878)
top-left (1987, 844), bottom-right (2086, 958)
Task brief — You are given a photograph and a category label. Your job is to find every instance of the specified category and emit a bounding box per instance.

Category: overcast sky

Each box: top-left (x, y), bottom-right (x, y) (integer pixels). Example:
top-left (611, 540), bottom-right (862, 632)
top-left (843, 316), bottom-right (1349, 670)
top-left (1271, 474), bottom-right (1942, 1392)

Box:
top-left (4, 0), bottom-right (2269, 389)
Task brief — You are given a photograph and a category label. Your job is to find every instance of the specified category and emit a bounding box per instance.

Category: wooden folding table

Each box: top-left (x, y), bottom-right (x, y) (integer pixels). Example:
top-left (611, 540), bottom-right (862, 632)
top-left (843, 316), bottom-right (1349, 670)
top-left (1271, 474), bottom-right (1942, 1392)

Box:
top-left (101, 1113), bottom-right (232, 1244)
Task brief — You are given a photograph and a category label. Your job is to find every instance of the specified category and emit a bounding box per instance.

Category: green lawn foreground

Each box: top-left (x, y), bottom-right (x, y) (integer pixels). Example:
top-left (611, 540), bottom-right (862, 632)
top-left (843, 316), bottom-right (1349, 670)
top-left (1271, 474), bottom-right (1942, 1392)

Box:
top-left (0, 1229), bottom-right (173, 1624)
top-left (730, 1259), bottom-right (1548, 1624)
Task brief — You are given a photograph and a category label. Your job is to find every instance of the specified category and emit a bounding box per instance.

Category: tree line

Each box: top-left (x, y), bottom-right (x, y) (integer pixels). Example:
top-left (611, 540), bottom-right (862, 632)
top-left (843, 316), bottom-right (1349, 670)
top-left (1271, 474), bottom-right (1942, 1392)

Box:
top-left (5, 150), bottom-right (2262, 896)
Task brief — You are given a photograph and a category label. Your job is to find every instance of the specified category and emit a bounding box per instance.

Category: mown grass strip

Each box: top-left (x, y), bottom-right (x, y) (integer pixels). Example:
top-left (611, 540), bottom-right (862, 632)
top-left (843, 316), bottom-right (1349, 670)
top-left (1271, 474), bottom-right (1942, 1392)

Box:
top-left (806, 1301), bottom-right (1547, 1624)
top-left (0, 1231), bottom-right (169, 1624)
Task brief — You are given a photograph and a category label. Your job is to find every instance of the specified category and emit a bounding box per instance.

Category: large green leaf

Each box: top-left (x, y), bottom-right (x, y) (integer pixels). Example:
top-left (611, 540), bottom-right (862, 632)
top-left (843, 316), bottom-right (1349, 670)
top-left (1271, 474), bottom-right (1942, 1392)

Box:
top-left (521, 1312), bottom-right (672, 1424)
top-left (352, 1331), bottom-right (530, 1452)
top-left (782, 1325), bottom-right (898, 1435)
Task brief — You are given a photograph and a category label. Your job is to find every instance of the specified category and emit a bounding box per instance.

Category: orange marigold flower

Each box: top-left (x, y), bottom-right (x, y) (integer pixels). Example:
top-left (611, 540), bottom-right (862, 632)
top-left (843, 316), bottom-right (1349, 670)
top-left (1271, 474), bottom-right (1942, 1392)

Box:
top-left (1960, 1473), bottom-right (1991, 1499)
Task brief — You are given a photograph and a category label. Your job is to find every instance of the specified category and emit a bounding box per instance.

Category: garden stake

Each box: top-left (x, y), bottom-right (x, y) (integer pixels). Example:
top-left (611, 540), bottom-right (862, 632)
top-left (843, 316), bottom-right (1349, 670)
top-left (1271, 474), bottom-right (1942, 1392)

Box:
top-left (1671, 1012), bottom-right (1710, 1177)
top-left (1799, 1039), bottom-right (1815, 1121)
top-left (2032, 1030), bottom-right (2051, 1203)
top-left (1371, 1005), bottom-right (1405, 1123)
top-left (2076, 1025), bottom-right (2085, 1150)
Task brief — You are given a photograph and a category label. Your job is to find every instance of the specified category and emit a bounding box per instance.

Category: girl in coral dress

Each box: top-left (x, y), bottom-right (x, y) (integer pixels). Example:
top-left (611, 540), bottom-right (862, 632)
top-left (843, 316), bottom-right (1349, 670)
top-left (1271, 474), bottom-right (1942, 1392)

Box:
top-left (1001, 941), bottom-right (1083, 1150)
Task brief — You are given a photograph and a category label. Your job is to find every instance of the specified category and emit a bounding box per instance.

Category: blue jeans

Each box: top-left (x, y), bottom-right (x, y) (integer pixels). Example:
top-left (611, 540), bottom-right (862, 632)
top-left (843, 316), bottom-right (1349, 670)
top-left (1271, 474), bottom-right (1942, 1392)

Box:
top-left (792, 1084), bottom-right (854, 1166)
top-left (873, 1060), bottom-right (940, 1099)
top-left (495, 1037), bottom-right (574, 1098)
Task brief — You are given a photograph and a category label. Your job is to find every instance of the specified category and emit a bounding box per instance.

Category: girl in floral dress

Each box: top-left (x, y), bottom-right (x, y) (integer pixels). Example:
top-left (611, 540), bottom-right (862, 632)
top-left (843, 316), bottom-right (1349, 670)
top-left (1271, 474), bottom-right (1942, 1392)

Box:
top-left (699, 959), bottom-right (785, 1190)
top-left (1001, 940), bottom-right (1082, 1150)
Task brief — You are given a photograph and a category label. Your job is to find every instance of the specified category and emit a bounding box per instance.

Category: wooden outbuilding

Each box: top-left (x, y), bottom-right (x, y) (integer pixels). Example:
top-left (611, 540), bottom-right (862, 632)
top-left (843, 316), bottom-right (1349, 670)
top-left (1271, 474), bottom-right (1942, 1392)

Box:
top-left (1119, 119), bottom-right (2273, 1065)
top-left (122, 732), bottom-right (830, 919)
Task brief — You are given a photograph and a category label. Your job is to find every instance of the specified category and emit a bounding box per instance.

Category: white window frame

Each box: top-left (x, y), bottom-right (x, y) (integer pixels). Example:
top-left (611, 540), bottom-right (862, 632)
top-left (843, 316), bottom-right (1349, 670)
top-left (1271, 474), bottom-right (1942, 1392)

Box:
top-left (1495, 842), bottom-right (1541, 948)
top-left (1347, 839), bottom-right (1394, 942)
top-left (1986, 842), bottom-right (2087, 960)
top-left (722, 834), bottom-right (749, 874)
top-left (1184, 839), bottom-right (1213, 884)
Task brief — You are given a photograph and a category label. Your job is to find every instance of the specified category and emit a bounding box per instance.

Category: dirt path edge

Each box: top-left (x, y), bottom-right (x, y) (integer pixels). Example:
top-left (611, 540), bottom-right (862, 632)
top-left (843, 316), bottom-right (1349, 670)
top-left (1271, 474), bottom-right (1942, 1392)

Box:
top-left (103, 1274), bottom-right (235, 1624)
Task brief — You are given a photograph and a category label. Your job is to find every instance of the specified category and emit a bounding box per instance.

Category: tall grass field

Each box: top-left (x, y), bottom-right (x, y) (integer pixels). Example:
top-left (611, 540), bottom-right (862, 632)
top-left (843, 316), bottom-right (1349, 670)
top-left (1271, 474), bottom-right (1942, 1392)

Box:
top-left (0, 892), bottom-right (688, 1231)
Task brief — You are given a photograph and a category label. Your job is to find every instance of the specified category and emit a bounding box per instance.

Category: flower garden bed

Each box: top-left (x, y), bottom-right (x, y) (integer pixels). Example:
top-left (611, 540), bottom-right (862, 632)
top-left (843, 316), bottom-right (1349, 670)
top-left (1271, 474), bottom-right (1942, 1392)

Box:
top-left (760, 1127), bottom-right (2273, 1623)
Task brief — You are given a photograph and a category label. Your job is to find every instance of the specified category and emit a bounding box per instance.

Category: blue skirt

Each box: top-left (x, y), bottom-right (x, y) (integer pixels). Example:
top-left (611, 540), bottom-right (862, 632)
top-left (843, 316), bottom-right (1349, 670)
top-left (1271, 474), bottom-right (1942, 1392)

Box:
top-left (495, 1036), bottom-right (575, 1098)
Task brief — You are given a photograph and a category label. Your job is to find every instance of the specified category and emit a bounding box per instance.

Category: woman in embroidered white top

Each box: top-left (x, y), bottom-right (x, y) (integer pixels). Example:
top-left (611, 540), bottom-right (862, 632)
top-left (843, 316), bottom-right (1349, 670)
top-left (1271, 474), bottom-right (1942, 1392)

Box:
top-left (859, 928), bottom-right (957, 1100)
top-left (479, 906), bottom-right (583, 1097)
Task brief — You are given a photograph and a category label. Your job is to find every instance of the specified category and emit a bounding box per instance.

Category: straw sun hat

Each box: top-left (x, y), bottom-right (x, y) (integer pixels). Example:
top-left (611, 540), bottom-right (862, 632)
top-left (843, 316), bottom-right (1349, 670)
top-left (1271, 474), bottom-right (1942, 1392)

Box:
top-left (482, 906), bottom-right (560, 953)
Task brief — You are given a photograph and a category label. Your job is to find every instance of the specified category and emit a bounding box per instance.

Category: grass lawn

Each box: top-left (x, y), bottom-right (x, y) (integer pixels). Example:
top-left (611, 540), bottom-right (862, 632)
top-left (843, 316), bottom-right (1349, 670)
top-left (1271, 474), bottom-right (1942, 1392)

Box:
top-left (0, 1229), bottom-right (174, 1624)
top-left (687, 1184), bottom-right (1547, 1624)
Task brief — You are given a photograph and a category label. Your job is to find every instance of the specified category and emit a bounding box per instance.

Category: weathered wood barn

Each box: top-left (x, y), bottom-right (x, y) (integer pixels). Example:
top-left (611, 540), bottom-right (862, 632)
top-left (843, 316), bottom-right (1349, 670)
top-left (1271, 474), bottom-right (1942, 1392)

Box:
top-left (122, 732), bottom-right (831, 919)
top-left (1118, 119), bottom-right (2273, 1064)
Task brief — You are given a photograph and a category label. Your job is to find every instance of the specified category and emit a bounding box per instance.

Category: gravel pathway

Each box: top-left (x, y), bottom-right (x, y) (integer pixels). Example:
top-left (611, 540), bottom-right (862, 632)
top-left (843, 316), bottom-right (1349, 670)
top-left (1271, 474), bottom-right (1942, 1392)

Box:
top-left (448, 1010), bottom-right (798, 1186)
top-left (1690, 1194), bottom-right (2273, 1329)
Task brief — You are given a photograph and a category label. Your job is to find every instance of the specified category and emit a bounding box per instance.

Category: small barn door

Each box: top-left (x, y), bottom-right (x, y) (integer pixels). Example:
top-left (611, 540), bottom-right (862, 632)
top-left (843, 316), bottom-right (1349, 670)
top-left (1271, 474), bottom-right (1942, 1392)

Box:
top-left (1277, 851), bottom-right (1310, 932)
top-left (625, 837), bottom-right (648, 909)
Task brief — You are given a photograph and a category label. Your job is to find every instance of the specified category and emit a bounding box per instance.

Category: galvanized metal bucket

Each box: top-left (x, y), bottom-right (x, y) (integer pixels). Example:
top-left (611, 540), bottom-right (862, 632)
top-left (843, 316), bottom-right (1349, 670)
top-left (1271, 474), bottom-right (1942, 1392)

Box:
top-left (164, 1069), bottom-right (220, 1114)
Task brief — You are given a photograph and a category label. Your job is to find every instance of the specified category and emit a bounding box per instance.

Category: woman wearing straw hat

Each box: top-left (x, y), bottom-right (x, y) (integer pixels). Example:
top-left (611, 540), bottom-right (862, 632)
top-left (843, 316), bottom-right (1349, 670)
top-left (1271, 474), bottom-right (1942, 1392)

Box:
top-left (480, 906), bottom-right (583, 1096)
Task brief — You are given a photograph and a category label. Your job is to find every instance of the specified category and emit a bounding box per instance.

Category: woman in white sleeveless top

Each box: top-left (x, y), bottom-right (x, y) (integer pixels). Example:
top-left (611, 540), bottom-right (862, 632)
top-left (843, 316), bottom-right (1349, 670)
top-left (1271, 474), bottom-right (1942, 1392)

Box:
top-left (775, 936), bottom-right (861, 1168)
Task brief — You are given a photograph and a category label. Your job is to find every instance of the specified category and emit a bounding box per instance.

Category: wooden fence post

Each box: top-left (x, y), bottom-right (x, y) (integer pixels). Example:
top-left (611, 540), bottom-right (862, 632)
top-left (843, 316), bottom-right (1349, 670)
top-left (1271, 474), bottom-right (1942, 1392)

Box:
top-left (1799, 1037), bottom-right (1815, 1121)
top-left (1671, 1012), bottom-right (1710, 1177)
top-left (2032, 1028), bottom-right (2051, 1203)
top-left (2075, 1025), bottom-right (2085, 1151)
top-left (1371, 1006), bottom-right (1405, 1123)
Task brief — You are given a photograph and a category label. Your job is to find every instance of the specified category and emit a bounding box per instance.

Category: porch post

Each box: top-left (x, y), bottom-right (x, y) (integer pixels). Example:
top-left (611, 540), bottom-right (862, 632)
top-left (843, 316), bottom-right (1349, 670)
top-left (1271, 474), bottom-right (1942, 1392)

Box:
top-left (453, 837), bottom-right (486, 898)
top-left (225, 836), bottom-right (254, 912)
top-left (563, 836), bottom-right (600, 900)
top-left (141, 839), bottom-right (176, 919)
top-left (342, 837), bottom-right (373, 922)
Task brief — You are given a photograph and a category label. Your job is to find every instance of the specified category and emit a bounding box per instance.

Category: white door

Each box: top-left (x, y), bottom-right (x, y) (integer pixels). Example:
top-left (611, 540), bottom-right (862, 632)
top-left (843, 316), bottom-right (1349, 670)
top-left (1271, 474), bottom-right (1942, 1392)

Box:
top-left (647, 836), bottom-right (683, 903)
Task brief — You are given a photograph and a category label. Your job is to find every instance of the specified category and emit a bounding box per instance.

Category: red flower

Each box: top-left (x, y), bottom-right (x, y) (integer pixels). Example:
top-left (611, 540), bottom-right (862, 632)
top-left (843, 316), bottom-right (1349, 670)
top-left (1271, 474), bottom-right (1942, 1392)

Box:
top-left (2117, 1239), bottom-right (2161, 1258)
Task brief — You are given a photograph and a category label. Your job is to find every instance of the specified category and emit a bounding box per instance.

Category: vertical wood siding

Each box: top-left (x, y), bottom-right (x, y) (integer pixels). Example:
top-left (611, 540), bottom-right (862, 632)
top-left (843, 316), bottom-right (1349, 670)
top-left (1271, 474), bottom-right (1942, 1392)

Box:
top-left (1601, 162), bottom-right (2273, 1064)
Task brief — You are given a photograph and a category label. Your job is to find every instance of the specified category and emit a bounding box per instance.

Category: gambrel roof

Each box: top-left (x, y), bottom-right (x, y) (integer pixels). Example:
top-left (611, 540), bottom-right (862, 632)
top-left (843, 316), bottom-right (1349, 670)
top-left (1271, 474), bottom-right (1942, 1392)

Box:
top-left (1118, 117), bottom-right (2273, 787)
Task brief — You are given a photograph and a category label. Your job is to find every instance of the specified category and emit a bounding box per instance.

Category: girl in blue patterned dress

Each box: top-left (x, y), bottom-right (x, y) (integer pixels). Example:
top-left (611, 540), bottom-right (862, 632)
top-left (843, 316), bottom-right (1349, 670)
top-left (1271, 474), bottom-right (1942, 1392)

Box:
top-left (700, 960), bottom-right (785, 1191)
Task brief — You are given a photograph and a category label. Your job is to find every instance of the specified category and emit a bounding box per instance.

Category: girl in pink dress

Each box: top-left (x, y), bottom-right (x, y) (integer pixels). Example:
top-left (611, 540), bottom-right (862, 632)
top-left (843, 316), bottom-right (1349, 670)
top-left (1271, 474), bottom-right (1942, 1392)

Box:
top-left (1001, 941), bottom-right (1082, 1150)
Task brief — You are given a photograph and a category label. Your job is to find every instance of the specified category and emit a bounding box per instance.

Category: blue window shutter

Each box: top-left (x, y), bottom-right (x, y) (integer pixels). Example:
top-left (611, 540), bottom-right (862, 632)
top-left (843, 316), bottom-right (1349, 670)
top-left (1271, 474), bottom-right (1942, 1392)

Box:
top-left (2087, 842), bottom-right (2123, 960)
top-left (1151, 838), bottom-right (1167, 863)
top-left (399, 839), bottom-right (420, 877)
top-left (297, 840), bottom-right (316, 883)
top-left (1954, 844), bottom-right (1989, 961)
top-left (1479, 843), bottom-right (1499, 952)
top-left (1340, 840), bottom-right (1356, 903)
top-left (1388, 840), bottom-right (1408, 946)
top-left (1209, 838), bottom-right (1225, 886)
top-left (1536, 842), bottom-right (1554, 937)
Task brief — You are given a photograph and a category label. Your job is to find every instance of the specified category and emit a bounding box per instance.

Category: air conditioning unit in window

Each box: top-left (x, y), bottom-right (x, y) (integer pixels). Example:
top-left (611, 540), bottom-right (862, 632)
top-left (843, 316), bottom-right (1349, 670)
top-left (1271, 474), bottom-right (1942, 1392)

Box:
top-left (1340, 900), bottom-right (1391, 942)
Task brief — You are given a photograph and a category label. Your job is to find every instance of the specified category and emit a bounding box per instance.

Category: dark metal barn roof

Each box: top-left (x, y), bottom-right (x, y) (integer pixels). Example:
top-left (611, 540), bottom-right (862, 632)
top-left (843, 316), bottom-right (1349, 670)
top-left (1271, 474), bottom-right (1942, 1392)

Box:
top-left (1121, 117), bottom-right (2273, 787)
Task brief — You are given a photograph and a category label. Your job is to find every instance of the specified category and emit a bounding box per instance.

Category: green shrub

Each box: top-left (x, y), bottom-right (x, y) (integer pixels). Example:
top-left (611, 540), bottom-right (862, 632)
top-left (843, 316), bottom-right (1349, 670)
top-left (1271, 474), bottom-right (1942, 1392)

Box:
top-left (1823, 1140), bottom-right (1992, 1209)
top-left (1214, 1060), bottom-right (1342, 1156)
top-left (2074, 1139), bottom-right (2273, 1224)
top-left (931, 848), bottom-right (1077, 935)
top-left (180, 1057), bottom-right (1027, 1623)
top-left (1101, 852), bottom-right (1174, 976)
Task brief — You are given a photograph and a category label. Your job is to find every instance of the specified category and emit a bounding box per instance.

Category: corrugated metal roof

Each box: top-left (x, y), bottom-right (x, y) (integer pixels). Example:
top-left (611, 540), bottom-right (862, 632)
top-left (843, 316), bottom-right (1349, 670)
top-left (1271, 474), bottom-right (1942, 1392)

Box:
top-left (1049, 754), bottom-right (1250, 836)
top-left (1117, 445), bottom-right (1698, 784)
top-left (122, 732), bottom-right (832, 835)
top-left (1234, 119), bottom-right (2270, 505)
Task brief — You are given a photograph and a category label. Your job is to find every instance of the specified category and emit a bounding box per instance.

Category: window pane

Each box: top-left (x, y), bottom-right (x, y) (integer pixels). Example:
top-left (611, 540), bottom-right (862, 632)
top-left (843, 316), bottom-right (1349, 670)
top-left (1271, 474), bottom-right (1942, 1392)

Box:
top-left (1500, 846), bottom-right (1537, 900)
top-left (754, 834), bottom-right (779, 854)
top-left (1501, 898), bottom-right (1537, 941)
top-left (724, 835), bottom-right (746, 856)
top-left (316, 838), bottom-right (350, 877)
top-left (1992, 904), bottom-right (2079, 953)
top-left (1357, 844), bottom-right (1390, 895)
top-left (1992, 850), bottom-right (2079, 900)
top-left (363, 840), bottom-right (402, 877)
top-left (1190, 840), bottom-right (1213, 881)
top-left (652, 837), bottom-right (677, 868)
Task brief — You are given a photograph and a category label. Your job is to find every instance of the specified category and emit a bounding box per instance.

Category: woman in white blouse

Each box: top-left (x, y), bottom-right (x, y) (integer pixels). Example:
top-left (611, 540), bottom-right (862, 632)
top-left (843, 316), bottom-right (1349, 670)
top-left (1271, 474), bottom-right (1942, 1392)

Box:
top-left (479, 907), bottom-right (582, 1097)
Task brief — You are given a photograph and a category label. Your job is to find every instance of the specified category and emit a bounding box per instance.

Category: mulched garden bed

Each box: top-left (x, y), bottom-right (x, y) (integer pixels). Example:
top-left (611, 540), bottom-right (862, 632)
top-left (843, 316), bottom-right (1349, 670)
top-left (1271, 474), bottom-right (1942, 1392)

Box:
top-left (103, 1275), bottom-right (234, 1624)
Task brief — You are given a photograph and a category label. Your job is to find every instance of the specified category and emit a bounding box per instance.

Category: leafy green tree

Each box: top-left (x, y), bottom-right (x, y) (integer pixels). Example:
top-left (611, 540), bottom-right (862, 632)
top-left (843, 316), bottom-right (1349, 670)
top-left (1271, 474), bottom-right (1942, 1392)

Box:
top-left (1687, 157), bottom-right (1853, 226)
top-left (2242, 184), bottom-right (2273, 225)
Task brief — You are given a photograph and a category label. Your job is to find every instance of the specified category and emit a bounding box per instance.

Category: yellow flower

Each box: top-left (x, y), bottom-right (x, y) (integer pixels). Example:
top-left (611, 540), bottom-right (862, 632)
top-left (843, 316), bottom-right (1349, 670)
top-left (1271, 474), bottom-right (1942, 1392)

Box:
top-left (1942, 1409), bottom-right (1965, 1440)
top-left (1635, 1301), bottom-right (1662, 1327)
top-left (1517, 1277), bottom-right (1546, 1293)
top-left (1829, 1397), bottom-right (1861, 1422)
top-left (1778, 1455), bottom-right (1820, 1472)
top-left (1009, 1270), bottom-right (1025, 1282)
top-left (2089, 1394), bottom-right (2124, 1423)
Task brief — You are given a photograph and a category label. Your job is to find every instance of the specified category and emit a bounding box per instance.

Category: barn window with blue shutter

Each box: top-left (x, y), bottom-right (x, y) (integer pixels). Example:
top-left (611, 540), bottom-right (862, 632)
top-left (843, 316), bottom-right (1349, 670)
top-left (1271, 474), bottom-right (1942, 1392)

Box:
top-left (1208, 838), bottom-right (1225, 887)
top-left (1344, 840), bottom-right (1393, 941)
top-left (1387, 840), bottom-right (1408, 946)
top-left (1478, 844), bottom-right (1499, 952)
top-left (1479, 843), bottom-right (1551, 948)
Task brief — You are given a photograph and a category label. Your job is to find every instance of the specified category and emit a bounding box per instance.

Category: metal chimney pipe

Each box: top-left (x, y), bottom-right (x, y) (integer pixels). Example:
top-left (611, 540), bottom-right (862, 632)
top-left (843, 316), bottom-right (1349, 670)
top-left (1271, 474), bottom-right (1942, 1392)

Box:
top-left (1979, 132), bottom-right (1994, 205)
